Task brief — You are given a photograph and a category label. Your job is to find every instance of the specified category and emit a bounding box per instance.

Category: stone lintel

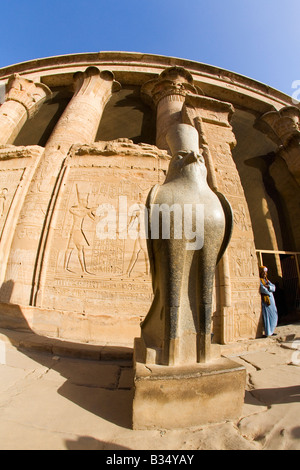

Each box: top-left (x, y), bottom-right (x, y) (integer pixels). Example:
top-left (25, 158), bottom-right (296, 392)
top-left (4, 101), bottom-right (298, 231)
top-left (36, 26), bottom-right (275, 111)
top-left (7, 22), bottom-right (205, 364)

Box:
top-left (184, 93), bottom-right (235, 127)
top-left (70, 139), bottom-right (170, 160)
top-left (0, 144), bottom-right (43, 161)
top-left (132, 338), bottom-right (246, 430)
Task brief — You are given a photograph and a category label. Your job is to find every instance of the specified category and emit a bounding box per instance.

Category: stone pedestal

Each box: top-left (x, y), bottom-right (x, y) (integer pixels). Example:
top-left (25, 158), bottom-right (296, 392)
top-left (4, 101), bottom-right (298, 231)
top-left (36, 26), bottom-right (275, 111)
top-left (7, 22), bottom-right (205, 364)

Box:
top-left (132, 338), bottom-right (246, 430)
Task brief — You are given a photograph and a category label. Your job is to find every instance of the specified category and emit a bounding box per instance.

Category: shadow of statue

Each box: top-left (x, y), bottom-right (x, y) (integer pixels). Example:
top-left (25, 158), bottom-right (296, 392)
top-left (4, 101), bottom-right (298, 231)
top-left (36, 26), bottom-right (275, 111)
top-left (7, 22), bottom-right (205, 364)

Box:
top-left (291, 426), bottom-right (300, 439)
top-left (0, 279), bottom-right (134, 431)
top-left (245, 385), bottom-right (300, 407)
top-left (64, 436), bottom-right (130, 450)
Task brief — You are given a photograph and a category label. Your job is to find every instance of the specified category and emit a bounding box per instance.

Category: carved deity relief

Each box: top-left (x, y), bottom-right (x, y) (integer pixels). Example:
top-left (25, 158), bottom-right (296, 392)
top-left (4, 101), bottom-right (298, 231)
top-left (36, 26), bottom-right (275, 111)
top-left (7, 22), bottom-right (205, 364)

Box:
top-left (38, 141), bottom-right (169, 316)
top-left (57, 176), bottom-right (151, 279)
top-left (2, 68), bottom-right (122, 307)
top-left (125, 198), bottom-right (149, 278)
top-left (64, 185), bottom-right (97, 275)
top-left (0, 186), bottom-right (8, 213)
top-left (0, 169), bottom-right (25, 237)
top-left (0, 146), bottom-right (44, 291)
top-left (232, 203), bottom-right (252, 234)
top-left (0, 187), bottom-right (8, 218)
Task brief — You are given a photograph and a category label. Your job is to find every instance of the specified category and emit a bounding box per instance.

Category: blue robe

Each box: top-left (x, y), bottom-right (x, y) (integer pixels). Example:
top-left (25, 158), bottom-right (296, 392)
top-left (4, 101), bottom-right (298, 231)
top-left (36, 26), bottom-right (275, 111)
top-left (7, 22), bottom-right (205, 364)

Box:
top-left (260, 280), bottom-right (278, 336)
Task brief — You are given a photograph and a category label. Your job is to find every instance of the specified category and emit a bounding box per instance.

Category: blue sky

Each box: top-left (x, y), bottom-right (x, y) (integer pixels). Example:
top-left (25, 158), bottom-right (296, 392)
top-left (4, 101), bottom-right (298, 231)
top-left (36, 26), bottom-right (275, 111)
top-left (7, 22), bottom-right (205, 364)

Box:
top-left (1, 0), bottom-right (299, 96)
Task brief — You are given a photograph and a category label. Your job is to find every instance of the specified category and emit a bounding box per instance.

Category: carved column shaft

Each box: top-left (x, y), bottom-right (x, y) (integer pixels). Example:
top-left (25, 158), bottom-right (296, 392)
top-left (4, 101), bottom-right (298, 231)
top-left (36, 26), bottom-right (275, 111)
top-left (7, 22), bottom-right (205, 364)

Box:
top-left (0, 74), bottom-right (51, 144)
top-left (45, 68), bottom-right (120, 151)
top-left (33, 68), bottom-right (121, 194)
top-left (0, 100), bottom-right (27, 144)
top-left (3, 67), bottom-right (120, 306)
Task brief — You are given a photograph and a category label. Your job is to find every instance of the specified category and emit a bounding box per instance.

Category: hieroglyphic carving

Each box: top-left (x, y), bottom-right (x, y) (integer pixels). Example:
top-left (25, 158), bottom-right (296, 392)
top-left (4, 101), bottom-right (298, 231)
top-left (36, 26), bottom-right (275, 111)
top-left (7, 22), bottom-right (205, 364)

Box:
top-left (54, 175), bottom-right (150, 280)
top-left (0, 146), bottom-right (44, 287)
top-left (0, 171), bottom-right (23, 237)
top-left (228, 239), bottom-right (258, 278)
top-left (201, 120), bottom-right (261, 342)
top-left (0, 187), bottom-right (8, 218)
top-left (0, 147), bottom-right (43, 239)
top-left (126, 200), bottom-right (149, 278)
top-left (4, 68), bottom-right (121, 306)
top-left (37, 141), bottom-right (170, 317)
top-left (63, 185), bottom-right (97, 274)
top-left (233, 203), bottom-right (252, 233)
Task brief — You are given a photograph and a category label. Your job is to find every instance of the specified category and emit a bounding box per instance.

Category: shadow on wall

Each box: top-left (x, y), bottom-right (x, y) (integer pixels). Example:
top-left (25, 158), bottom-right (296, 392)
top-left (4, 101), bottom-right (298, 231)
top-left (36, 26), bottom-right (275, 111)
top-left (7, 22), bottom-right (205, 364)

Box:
top-left (0, 280), bottom-right (30, 329)
top-left (14, 89), bottom-right (73, 147)
top-left (244, 153), bottom-right (296, 251)
top-left (0, 279), bottom-right (134, 432)
top-left (96, 86), bottom-right (156, 144)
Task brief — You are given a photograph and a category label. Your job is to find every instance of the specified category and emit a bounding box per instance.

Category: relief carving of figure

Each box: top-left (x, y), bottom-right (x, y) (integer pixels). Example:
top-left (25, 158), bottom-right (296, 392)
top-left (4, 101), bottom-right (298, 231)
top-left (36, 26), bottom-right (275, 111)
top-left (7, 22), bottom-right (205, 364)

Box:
top-left (64, 185), bottom-right (97, 275)
top-left (0, 188), bottom-right (8, 218)
top-left (126, 194), bottom-right (149, 278)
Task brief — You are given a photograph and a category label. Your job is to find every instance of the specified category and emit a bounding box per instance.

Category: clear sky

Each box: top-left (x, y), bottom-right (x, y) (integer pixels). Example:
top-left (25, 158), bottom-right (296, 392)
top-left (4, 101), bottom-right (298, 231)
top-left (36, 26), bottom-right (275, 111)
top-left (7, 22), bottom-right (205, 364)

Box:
top-left (1, 0), bottom-right (299, 96)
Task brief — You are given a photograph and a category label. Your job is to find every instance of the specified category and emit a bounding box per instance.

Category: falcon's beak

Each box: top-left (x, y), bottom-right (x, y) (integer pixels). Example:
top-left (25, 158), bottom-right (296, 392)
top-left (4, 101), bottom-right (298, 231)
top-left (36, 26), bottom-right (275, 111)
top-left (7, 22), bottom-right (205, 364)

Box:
top-left (184, 151), bottom-right (200, 165)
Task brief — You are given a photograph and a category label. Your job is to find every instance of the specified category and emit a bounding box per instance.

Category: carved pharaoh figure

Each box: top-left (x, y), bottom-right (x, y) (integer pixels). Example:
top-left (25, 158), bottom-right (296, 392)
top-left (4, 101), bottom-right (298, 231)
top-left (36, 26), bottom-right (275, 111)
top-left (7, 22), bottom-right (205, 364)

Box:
top-left (64, 186), bottom-right (97, 275)
top-left (140, 123), bottom-right (233, 366)
top-left (0, 188), bottom-right (8, 218)
top-left (126, 199), bottom-right (149, 278)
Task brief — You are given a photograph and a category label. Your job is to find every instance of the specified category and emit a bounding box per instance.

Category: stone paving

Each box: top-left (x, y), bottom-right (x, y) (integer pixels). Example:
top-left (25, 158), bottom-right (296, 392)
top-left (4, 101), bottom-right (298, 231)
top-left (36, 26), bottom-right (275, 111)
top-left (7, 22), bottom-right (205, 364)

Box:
top-left (0, 323), bottom-right (299, 450)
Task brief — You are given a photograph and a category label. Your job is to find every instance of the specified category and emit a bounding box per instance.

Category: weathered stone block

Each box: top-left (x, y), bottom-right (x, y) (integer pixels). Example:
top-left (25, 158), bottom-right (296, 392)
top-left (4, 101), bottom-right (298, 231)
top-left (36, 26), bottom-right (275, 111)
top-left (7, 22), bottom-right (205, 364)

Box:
top-left (132, 338), bottom-right (246, 429)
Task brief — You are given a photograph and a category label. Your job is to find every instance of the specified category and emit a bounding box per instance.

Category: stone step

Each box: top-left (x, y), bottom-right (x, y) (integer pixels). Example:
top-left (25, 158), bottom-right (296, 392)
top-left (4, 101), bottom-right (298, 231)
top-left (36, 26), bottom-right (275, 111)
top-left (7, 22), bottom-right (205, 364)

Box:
top-left (1, 322), bottom-right (299, 364)
top-left (0, 328), bottom-right (133, 363)
top-left (220, 322), bottom-right (300, 357)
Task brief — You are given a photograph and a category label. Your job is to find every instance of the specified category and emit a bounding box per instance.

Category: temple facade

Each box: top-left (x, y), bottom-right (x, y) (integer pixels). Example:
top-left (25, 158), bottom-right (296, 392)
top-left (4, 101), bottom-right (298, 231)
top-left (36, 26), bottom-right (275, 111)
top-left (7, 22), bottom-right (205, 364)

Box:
top-left (0, 52), bottom-right (299, 346)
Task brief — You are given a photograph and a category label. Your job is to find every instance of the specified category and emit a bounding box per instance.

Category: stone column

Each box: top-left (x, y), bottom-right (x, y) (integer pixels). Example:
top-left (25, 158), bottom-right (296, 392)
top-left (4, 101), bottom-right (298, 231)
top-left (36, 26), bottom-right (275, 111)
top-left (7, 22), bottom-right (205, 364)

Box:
top-left (141, 66), bottom-right (201, 151)
top-left (3, 67), bottom-right (121, 306)
top-left (257, 106), bottom-right (300, 186)
top-left (0, 74), bottom-right (51, 144)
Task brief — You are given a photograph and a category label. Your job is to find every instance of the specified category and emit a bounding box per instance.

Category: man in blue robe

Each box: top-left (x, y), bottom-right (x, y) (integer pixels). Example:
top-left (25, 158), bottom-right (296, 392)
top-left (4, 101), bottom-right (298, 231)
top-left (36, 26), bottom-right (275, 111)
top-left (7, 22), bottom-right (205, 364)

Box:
top-left (259, 266), bottom-right (278, 337)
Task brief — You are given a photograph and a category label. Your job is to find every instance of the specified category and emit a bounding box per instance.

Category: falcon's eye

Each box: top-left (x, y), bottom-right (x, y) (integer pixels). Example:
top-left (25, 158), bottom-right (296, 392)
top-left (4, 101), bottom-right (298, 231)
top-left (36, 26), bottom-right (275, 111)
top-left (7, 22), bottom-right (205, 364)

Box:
top-left (177, 152), bottom-right (187, 160)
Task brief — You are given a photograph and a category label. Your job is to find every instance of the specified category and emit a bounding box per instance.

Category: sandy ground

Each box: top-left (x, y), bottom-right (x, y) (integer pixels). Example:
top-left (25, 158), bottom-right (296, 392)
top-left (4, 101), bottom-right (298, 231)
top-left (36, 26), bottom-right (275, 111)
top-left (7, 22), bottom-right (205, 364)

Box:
top-left (0, 322), bottom-right (299, 450)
